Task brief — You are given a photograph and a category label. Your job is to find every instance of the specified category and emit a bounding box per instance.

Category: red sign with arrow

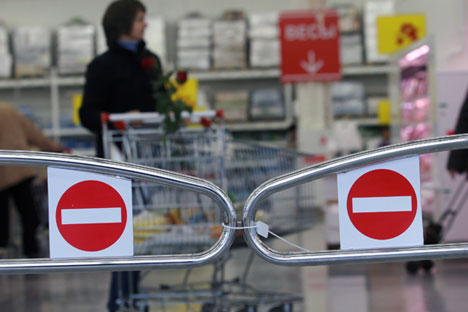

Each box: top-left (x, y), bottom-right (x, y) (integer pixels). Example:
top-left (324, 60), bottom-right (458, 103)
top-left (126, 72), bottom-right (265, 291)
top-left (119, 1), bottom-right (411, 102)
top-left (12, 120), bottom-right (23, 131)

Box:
top-left (279, 10), bottom-right (341, 83)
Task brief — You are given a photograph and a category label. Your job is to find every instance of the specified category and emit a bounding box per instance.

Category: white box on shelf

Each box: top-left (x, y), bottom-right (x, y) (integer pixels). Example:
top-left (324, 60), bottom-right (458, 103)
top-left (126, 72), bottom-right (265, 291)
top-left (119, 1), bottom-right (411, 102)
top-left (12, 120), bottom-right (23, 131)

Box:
top-left (364, 0), bottom-right (394, 63)
top-left (177, 48), bottom-right (210, 58)
top-left (178, 27), bottom-right (212, 39)
top-left (249, 39), bottom-right (280, 67)
top-left (213, 48), bottom-right (246, 69)
top-left (179, 18), bottom-right (211, 30)
top-left (365, 0), bottom-right (394, 12)
top-left (0, 27), bottom-right (8, 54)
top-left (334, 5), bottom-right (361, 33)
top-left (214, 90), bottom-right (249, 122)
top-left (13, 27), bottom-right (51, 77)
top-left (248, 12), bottom-right (279, 27)
top-left (177, 37), bottom-right (211, 49)
top-left (340, 34), bottom-right (363, 65)
top-left (213, 20), bottom-right (246, 46)
top-left (57, 24), bottom-right (95, 75)
top-left (177, 54), bottom-right (210, 70)
top-left (0, 52), bottom-right (12, 78)
top-left (248, 26), bottom-right (278, 39)
top-left (249, 88), bottom-right (285, 120)
top-left (331, 81), bottom-right (366, 116)
top-left (177, 17), bottom-right (212, 70)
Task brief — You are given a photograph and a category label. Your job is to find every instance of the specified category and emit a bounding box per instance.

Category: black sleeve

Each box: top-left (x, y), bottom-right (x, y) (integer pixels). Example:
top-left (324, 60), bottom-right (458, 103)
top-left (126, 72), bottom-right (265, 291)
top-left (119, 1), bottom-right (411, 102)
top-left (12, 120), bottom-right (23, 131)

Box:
top-left (154, 54), bottom-right (168, 95)
top-left (79, 59), bottom-right (110, 132)
top-left (447, 92), bottom-right (468, 172)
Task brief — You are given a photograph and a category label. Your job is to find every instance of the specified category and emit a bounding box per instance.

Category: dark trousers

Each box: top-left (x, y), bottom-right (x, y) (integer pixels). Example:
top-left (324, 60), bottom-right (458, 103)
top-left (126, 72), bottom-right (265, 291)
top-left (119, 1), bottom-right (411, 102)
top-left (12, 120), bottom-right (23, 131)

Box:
top-left (107, 271), bottom-right (141, 312)
top-left (0, 178), bottom-right (39, 257)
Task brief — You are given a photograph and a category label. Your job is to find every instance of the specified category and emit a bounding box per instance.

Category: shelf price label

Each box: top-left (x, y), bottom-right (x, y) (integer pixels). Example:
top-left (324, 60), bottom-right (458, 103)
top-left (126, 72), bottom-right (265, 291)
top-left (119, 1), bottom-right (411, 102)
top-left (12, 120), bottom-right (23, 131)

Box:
top-left (279, 10), bottom-right (341, 83)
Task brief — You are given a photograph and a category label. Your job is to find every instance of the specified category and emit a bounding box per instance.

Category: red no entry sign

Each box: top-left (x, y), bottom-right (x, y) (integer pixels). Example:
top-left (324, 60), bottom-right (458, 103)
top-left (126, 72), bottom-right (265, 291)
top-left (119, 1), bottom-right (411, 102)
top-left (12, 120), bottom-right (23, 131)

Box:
top-left (347, 169), bottom-right (417, 240)
top-left (56, 180), bottom-right (127, 252)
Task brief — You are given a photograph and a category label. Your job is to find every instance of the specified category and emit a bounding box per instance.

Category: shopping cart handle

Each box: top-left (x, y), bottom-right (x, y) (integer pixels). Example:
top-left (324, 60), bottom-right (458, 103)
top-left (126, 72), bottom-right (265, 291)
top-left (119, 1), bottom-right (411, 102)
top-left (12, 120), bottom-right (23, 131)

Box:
top-left (105, 111), bottom-right (218, 123)
top-left (101, 112), bottom-right (110, 123)
top-left (0, 150), bottom-right (236, 274)
top-left (242, 134), bottom-right (468, 267)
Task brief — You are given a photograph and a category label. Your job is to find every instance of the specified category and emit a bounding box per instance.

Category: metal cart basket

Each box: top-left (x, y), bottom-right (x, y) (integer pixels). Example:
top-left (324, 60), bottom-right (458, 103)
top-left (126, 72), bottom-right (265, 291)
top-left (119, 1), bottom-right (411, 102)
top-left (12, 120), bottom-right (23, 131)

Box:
top-left (102, 111), bottom-right (318, 311)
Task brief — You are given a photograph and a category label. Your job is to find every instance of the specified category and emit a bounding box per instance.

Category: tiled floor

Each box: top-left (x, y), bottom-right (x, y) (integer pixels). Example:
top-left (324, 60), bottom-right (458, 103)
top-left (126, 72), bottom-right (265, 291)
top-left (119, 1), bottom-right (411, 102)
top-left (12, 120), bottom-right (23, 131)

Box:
top-left (1, 227), bottom-right (468, 311)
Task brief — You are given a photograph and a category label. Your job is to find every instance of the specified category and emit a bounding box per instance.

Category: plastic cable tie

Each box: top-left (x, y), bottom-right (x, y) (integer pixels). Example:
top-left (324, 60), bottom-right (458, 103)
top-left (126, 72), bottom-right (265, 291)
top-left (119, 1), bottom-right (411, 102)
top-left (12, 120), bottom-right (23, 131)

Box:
top-left (255, 221), bottom-right (269, 238)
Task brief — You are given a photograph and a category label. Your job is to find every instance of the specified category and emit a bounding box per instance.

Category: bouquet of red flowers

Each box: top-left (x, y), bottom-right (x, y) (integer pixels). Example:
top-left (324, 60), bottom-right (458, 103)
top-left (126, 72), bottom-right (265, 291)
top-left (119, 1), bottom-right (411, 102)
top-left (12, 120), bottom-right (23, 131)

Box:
top-left (141, 57), bottom-right (192, 134)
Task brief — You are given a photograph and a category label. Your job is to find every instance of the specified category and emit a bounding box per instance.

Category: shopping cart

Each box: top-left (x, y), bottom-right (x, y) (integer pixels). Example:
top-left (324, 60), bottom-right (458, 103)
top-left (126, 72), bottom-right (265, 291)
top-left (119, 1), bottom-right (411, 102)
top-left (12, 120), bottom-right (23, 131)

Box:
top-left (102, 111), bottom-right (318, 311)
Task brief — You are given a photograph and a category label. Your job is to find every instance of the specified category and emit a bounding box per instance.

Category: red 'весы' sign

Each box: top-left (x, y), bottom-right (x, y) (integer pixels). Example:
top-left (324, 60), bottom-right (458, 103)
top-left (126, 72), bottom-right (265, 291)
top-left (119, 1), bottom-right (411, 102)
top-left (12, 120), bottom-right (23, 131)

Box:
top-left (279, 10), bottom-right (341, 83)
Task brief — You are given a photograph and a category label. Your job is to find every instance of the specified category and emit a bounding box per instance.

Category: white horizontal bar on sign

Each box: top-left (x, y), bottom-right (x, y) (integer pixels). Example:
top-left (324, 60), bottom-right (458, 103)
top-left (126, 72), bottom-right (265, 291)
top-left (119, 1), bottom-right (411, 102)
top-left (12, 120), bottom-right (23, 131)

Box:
top-left (352, 196), bottom-right (412, 213)
top-left (61, 208), bottom-right (122, 225)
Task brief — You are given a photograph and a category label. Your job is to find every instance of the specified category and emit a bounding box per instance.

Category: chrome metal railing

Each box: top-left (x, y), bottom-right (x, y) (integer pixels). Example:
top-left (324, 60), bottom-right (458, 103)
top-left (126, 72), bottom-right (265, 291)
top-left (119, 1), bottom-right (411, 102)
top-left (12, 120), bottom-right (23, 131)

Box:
top-left (242, 134), bottom-right (468, 266)
top-left (0, 150), bottom-right (236, 274)
top-left (3, 134), bottom-right (468, 273)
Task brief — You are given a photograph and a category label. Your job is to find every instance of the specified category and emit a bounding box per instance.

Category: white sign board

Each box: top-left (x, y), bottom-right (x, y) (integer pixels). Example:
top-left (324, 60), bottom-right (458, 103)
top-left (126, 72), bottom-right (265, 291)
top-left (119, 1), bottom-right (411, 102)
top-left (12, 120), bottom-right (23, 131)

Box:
top-left (48, 167), bottom-right (133, 259)
top-left (337, 156), bottom-right (423, 250)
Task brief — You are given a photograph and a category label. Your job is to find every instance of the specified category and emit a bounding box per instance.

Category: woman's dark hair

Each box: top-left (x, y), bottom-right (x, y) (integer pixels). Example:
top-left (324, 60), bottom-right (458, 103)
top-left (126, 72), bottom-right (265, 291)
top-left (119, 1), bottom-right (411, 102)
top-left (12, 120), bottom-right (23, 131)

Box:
top-left (102, 0), bottom-right (146, 48)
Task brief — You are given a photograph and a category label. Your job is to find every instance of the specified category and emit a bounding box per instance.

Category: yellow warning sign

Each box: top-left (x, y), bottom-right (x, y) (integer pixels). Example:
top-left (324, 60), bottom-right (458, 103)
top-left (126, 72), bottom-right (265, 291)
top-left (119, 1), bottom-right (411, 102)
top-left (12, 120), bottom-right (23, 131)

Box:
top-left (377, 15), bottom-right (426, 54)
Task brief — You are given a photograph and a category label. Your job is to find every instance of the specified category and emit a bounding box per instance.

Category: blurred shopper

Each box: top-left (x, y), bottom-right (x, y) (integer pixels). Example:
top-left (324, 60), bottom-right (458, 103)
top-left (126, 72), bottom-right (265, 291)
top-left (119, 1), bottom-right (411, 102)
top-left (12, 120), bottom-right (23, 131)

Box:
top-left (447, 94), bottom-right (468, 177)
top-left (0, 103), bottom-right (63, 258)
top-left (79, 0), bottom-right (164, 157)
top-left (80, 0), bottom-right (164, 311)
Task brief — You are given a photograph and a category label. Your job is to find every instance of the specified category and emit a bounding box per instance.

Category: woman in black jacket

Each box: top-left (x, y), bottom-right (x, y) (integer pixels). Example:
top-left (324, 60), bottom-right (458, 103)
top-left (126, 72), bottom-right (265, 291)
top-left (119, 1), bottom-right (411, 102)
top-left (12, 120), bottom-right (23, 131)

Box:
top-left (80, 1), bottom-right (160, 311)
top-left (80, 0), bottom-right (163, 157)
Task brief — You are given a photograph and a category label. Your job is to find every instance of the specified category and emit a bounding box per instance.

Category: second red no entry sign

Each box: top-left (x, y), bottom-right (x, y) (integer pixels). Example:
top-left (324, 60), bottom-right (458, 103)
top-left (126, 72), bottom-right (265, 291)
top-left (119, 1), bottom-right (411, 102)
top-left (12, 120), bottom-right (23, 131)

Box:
top-left (337, 156), bottom-right (423, 250)
top-left (347, 169), bottom-right (417, 240)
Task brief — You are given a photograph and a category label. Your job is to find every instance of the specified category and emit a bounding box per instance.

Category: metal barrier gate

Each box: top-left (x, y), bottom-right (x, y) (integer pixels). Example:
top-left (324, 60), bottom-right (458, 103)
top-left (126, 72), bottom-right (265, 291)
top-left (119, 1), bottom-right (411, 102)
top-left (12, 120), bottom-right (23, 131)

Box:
top-left (0, 150), bottom-right (236, 274)
top-left (1, 135), bottom-right (468, 274)
top-left (242, 134), bottom-right (468, 266)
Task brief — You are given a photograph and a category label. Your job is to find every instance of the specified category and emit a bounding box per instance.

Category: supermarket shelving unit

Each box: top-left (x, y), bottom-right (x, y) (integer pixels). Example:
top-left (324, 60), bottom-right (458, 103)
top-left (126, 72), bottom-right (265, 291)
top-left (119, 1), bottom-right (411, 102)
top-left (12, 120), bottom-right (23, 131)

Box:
top-left (0, 64), bottom-right (394, 136)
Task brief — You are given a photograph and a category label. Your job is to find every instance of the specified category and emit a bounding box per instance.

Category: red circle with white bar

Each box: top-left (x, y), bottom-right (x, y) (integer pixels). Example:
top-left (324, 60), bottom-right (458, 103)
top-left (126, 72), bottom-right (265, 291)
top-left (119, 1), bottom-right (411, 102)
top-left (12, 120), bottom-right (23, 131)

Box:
top-left (347, 169), bottom-right (417, 240)
top-left (56, 180), bottom-right (127, 252)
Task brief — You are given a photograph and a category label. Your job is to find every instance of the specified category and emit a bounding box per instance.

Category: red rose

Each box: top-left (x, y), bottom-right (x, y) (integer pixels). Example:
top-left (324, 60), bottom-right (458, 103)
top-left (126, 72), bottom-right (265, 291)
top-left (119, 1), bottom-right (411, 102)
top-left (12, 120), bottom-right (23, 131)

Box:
top-left (215, 109), bottom-right (224, 119)
top-left (200, 117), bottom-right (211, 128)
top-left (141, 57), bottom-right (156, 71)
top-left (176, 71), bottom-right (188, 84)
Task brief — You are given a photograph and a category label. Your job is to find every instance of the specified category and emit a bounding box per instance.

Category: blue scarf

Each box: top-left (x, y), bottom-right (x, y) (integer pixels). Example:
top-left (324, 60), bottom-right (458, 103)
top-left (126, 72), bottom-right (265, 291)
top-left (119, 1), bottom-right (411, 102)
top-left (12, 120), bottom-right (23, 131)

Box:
top-left (117, 40), bottom-right (138, 53)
